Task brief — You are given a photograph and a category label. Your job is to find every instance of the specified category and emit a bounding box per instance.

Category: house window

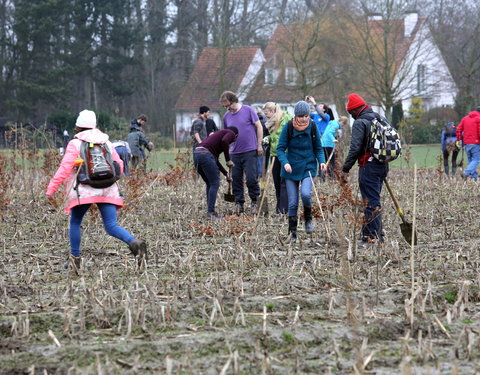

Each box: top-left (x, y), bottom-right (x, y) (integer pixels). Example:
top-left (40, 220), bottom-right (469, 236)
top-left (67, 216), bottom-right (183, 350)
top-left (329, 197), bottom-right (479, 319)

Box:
top-left (417, 64), bottom-right (426, 92)
top-left (285, 67), bottom-right (297, 86)
top-left (265, 68), bottom-right (279, 86)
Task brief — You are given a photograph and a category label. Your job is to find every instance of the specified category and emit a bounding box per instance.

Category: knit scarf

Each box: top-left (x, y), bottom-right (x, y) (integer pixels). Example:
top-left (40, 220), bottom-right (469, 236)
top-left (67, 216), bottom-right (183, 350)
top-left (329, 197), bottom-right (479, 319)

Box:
top-left (293, 116), bottom-right (310, 132)
top-left (265, 116), bottom-right (276, 132)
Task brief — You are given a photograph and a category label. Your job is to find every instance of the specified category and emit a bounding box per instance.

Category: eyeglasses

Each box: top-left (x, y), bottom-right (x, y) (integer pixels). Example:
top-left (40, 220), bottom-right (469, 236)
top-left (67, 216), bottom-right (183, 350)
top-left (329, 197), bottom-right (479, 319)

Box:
top-left (223, 102), bottom-right (233, 109)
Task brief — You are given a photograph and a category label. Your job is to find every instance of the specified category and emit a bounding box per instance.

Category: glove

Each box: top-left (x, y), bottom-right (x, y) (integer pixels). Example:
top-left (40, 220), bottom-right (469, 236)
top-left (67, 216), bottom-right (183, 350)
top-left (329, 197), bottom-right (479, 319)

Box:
top-left (262, 136), bottom-right (269, 145)
top-left (456, 141), bottom-right (462, 148)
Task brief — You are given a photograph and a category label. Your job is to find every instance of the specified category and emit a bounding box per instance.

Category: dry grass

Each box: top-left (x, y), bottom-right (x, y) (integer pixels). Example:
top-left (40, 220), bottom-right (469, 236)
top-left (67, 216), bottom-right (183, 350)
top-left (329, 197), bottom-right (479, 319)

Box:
top-left (0, 152), bottom-right (480, 374)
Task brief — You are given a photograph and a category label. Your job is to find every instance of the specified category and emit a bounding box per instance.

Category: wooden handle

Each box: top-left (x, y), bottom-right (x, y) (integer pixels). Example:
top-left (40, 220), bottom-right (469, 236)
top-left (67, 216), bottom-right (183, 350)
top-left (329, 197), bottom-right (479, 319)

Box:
top-left (384, 179), bottom-right (406, 222)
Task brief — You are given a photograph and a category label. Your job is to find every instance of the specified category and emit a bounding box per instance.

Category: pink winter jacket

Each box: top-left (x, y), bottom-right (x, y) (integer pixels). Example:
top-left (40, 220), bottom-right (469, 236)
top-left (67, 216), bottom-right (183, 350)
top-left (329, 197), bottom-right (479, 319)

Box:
top-left (46, 128), bottom-right (124, 213)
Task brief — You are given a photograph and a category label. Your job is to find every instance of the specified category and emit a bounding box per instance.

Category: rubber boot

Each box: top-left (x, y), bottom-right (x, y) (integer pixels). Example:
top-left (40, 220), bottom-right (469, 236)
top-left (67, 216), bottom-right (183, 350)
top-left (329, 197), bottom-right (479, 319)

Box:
top-left (304, 206), bottom-right (313, 234)
top-left (288, 216), bottom-right (298, 243)
top-left (444, 165), bottom-right (449, 176)
top-left (129, 239), bottom-right (147, 265)
top-left (64, 255), bottom-right (81, 275)
top-left (452, 167), bottom-right (456, 176)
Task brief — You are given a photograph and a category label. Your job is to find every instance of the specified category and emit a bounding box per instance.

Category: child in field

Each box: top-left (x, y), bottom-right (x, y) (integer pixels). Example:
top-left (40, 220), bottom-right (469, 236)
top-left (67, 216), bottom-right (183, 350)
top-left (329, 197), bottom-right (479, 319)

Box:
top-left (46, 110), bottom-right (147, 273)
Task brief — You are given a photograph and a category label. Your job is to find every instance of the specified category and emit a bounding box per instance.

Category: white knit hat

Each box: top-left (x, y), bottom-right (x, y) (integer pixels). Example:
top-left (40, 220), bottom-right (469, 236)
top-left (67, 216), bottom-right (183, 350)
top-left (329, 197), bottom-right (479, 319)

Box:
top-left (75, 110), bottom-right (97, 129)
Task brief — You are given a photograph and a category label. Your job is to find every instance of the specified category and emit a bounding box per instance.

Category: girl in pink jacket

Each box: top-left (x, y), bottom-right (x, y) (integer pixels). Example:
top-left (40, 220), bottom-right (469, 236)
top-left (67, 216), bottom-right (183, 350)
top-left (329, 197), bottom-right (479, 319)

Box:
top-left (46, 110), bottom-right (146, 272)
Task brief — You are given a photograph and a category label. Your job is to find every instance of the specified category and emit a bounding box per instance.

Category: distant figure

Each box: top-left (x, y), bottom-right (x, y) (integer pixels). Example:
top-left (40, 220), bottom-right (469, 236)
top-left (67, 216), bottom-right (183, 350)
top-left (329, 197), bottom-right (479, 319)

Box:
top-left (190, 106), bottom-right (210, 149)
top-left (126, 114), bottom-right (153, 170)
top-left (205, 118), bottom-right (218, 136)
top-left (441, 121), bottom-right (459, 176)
top-left (63, 130), bottom-right (69, 150)
top-left (456, 106), bottom-right (480, 181)
top-left (112, 140), bottom-right (131, 176)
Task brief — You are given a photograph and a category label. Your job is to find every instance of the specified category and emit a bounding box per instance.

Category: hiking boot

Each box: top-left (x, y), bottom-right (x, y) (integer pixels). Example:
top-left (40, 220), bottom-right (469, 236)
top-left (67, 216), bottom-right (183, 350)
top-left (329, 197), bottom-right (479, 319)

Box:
top-left (304, 206), bottom-right (313, 234)
top-left (205, 211), bottom-right (221, 220)
top-left (64, 255), bottom-right (81, 274)
top-left (129, 239), bottom-right (147, 265)
top-left (235, 202), bottom-right (244, 215)
top-left (288, 216), bottom-right (298, 243)
top-left (251, 201), bottom-right (258, 215)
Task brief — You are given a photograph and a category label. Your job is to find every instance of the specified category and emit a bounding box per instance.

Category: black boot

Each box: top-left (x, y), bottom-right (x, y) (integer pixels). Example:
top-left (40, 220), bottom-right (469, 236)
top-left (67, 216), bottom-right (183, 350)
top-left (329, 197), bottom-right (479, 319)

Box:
top-left (304, 206), bottom-right (313, 234)
top-left (288, 216), bottom-right (298, 243)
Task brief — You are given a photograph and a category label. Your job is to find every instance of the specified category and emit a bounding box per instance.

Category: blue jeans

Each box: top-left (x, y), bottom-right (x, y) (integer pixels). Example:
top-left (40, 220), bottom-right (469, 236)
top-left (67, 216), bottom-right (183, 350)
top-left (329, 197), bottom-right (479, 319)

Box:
top-left (285, 177), bottom-right (312, 217)
top-left (194, 150), bottom-right (220, 212)
top-left (358, 159), bottom-right (389, 241)
top-left (115, 146), bottom-right (130, 176)
top-left (231, 150), bottom-right (260, 204)
top-left (464, 144), bottom-right (480, 181)
top-left (70, 203), bottom-right (135, 257)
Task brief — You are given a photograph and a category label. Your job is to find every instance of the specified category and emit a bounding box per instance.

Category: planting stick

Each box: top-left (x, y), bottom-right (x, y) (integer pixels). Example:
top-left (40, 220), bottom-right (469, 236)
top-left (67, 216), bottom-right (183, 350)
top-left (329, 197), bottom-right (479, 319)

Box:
top-left (308, 171), bottom-right (330, 241)
top-left (410, 164), bottom-right (417, 327)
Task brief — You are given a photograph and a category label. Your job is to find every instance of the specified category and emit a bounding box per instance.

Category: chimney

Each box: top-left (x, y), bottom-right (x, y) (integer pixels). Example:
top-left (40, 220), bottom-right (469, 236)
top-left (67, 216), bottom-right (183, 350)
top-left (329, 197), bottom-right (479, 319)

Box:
top-left (404, 11), bottom-right (418, 38)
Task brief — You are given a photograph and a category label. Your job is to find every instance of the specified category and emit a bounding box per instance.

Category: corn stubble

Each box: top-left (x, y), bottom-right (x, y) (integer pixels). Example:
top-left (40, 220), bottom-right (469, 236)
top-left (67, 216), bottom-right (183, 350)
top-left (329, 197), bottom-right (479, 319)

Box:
top-left (0, 150), bottom-right (479, 373)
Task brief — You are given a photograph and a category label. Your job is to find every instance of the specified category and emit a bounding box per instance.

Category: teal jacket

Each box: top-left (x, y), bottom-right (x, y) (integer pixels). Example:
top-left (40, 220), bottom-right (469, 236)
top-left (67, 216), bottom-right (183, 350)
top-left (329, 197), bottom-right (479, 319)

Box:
top-left (276, 120), bottom-right (325, 181)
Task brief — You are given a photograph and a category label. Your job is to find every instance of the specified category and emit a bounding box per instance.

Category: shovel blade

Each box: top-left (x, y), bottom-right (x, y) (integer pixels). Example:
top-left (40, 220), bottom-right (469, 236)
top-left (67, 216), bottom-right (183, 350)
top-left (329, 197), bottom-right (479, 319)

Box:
top-left (400, 222), bottom-right (418, 245)
top-left (224, 193), bottom-right (235, 202)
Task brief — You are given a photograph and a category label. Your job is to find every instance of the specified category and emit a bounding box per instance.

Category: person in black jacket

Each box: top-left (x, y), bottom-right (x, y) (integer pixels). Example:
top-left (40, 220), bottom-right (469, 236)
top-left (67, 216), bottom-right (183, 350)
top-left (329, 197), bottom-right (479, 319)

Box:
top-left (340, 93), bottom-right (389, 245)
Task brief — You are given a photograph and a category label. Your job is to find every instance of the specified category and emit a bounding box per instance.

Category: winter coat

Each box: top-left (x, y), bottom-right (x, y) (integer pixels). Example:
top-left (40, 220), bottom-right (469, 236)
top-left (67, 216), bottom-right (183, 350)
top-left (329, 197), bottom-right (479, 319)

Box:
top-left (322, 120), bottom-right (341, 148)
top-left (127, 121), bottom-right (152, 157)
top-left (269, 112), bottom-right (292, 157)
top-left (441, 123), bottom-right (457, 152)
top-left (342, 108), bottom-right (378, 172)
top-left (456, 111), bottom-right (480, 145)
top-left (276, 120), bottom-right (325, 181)
top-left (46, 128), bottom-right (124, 214)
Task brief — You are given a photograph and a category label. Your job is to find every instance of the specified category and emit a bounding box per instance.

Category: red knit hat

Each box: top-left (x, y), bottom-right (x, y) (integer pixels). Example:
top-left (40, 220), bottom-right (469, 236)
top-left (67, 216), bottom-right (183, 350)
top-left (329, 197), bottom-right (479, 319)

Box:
top-left (346, 93), bottom-right (366, 111)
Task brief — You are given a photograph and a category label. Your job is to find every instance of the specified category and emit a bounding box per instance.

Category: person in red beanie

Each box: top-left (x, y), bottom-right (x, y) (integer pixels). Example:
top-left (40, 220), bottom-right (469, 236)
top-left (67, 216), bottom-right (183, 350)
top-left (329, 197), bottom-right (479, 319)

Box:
top-left (340, 93), bottom-right (389, 245)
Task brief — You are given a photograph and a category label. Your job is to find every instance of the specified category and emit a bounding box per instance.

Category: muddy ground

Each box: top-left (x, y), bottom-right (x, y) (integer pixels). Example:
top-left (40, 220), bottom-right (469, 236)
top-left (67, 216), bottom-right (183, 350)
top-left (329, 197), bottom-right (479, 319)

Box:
top-left (1, 164), bottom-right (480, 374)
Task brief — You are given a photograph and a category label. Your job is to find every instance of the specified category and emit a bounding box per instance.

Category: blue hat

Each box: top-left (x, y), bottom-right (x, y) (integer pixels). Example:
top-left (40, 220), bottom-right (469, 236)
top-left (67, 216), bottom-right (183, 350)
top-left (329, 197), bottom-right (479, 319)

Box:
top-left (294, 101), bottom-right (310, 116)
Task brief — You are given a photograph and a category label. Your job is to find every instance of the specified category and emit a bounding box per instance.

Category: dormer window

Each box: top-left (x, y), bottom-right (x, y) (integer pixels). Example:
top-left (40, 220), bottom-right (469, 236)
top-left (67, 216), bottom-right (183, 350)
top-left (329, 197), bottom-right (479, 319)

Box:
top-left (285, 67), bottom-right (297, 86)
top-left (265, 68), bottom-right (279, 86)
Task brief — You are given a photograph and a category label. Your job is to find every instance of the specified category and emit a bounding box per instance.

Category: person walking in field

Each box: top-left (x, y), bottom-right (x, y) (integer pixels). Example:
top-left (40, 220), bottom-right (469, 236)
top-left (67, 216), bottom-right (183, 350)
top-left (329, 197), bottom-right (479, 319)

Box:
top-left (126, 114), bottom-right (153, 170)
top-left (262, 102), bottom-right (292, 214)
top-left (46, 110), bottom-right (147, 273)
top-left (276, 100), bottom-right (327, 242)
top-left (339, 93), bottom-right (389, 245)
top-left (220, 91), bottom-right (263, 215)
top-left (190, 106), bottom-right (211, 150)
top-left (456, 107), bottom-right (480, 181)
top-left (441, 121), bottom-right (459, 176)
top-left (193, 127), bottom-right (238, 219)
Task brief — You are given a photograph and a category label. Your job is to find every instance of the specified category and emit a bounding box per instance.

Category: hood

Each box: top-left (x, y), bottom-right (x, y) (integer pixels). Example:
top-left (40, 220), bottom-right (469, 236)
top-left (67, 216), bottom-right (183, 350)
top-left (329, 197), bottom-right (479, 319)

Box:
top-left (468, 111), bottom-right (480, 118)
top-left (74, 128), bottom-right (109, 144)
top-left (130, 119), bottom-right (141, 130)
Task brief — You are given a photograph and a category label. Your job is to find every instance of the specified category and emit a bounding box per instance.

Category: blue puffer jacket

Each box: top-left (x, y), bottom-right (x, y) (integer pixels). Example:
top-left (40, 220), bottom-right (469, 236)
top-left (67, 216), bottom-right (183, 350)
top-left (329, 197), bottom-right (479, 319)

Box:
top-left (276, 120), bottom-right (326, 181)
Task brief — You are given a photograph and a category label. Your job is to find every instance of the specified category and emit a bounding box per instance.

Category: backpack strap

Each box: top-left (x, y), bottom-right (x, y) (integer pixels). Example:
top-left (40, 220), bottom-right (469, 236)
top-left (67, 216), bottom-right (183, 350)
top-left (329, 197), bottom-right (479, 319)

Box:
top-left (287, 119), bottom-right (317, 149)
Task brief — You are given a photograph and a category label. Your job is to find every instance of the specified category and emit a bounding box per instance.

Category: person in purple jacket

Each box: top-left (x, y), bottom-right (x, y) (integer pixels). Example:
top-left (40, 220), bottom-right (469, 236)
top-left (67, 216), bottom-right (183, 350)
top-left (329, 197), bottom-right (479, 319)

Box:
top-left (220, 91), bottom-right (264, 215)
top-left (193, 127), bottom-right (238, 220)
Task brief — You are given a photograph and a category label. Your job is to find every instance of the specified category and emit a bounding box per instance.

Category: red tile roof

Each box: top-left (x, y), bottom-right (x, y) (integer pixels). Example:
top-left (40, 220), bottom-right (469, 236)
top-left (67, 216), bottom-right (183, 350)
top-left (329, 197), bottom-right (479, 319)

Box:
top-left (174, 46), bottom-right (262, 112)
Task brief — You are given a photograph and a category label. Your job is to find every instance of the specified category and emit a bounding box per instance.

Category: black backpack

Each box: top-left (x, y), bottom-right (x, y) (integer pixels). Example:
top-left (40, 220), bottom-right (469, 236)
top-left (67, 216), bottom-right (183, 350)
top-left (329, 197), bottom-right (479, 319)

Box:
top-left (77, 141), bottom-right (120, 188)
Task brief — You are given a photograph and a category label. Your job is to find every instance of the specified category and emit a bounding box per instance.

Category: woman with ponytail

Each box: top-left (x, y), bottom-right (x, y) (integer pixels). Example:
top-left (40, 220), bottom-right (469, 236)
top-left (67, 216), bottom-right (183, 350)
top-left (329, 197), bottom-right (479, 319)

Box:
top-left (262, 102), bottom-right (292, 214)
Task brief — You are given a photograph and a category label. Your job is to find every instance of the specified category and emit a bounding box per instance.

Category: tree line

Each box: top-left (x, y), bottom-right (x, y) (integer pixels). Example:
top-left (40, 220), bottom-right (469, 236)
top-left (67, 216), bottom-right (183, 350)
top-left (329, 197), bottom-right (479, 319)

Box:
top-left (0, 0), bottom-right (478, 137)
